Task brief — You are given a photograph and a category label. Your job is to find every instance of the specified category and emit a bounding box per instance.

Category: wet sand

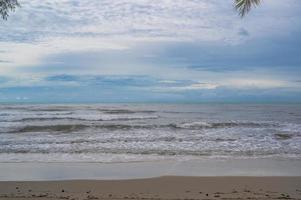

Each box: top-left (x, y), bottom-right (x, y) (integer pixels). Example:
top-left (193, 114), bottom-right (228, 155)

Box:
top-left (0, 176), bottom-right (301, 200)
top-left (1, 159), bottom-right (301, 181)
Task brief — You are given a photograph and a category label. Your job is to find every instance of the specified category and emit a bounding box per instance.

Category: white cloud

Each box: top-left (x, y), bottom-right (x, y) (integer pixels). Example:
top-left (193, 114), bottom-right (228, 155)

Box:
top-left (0, 36), bottom-right (130, 72)
top-left (223, 79), bottom-right (290, 89)
top-left (159, 80), bottom-right (178, 84)
top-left (154, 78), bottom-right (297, 92)
top-left (3, 0), bottom-right (299, 44)
top-left (180, 83), bottom-right (219, 90)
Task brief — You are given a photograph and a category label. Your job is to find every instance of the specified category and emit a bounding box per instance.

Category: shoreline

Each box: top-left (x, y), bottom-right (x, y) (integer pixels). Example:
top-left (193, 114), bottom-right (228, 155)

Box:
top-left (1, 158), bottom-right (301, 181)
top-left (1, 176), bottom-right (301, 200)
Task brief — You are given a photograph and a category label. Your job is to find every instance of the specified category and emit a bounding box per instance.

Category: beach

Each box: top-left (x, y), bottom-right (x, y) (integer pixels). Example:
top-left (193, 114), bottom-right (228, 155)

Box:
top-left (0, 104), bottom-right (300, 199)
top-left (1, 176), bottom-right (301, 200)
top-left (0, 159), bottom-right (300, 199)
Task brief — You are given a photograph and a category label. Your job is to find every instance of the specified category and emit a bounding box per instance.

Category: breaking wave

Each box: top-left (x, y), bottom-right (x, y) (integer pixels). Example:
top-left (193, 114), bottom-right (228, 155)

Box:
top-left (8, 120), bottom-right (279, 133)
top-left (169, 121), bottom-right (278, 129)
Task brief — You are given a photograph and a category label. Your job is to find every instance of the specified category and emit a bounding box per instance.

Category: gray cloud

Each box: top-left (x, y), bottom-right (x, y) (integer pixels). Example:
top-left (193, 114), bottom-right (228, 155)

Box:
top-left (0, 60), bottom-right (11, 63)
top-left (238, 28), bottom-right (249, 37)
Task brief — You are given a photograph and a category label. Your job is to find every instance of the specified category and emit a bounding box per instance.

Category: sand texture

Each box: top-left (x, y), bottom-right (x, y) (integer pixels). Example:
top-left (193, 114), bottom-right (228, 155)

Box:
top-left (0, 176), bottom-right (301, 200)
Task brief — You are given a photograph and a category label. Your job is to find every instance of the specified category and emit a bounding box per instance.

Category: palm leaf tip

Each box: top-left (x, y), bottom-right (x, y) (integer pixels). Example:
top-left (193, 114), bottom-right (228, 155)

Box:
top-left (235, 0), bottom-right (261, 17)
top-left (0, 0), bottom-right (20, 20)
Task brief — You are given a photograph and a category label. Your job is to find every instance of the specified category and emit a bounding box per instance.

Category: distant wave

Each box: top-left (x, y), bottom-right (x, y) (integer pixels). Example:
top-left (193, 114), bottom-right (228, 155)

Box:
top-left (168, 121), bottom-right (278, 129)
top-left (2, 115), bottom-right (159, 123)
top-left (0, 106), bottom-right (74, 111)
top-left (98, 109), bottom-right (156, 114)
top-left (0, 106), bottom-right (156, 112)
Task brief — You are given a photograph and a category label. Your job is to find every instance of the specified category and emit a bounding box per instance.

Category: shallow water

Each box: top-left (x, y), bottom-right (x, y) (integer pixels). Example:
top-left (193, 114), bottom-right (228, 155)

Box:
top-left (0, 103), bottom-right (300, 162)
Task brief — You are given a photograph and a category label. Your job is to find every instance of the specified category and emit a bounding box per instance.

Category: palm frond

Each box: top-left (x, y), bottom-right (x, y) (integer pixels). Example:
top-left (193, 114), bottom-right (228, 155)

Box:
top-left (0, 0), bottom-right (20, 20)
top-left (235, 0), bottom-right (261, 17)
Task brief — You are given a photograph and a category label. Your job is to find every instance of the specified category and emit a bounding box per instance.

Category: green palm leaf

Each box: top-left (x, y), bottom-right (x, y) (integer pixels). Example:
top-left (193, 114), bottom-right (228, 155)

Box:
top-left (235, 0), bottom-right (261, 17)
top-left (0, 0), bottom-right (20, 20)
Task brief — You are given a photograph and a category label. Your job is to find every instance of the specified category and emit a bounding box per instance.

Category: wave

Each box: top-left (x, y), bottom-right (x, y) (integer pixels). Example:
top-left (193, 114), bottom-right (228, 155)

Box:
top-left (0, 136), bottom-right (181, 147)
top-left (14, 124), bottom-right (89, 133)
top-left (0, 147), bottom-right (297, 158)
top-left (6, 120), bottom-right (280, 134)
top-left (98, 109), bottom-right (156, 114)
top-left (3, 115), bottom-right (159, 123)
top-left (0, 105), bottom-right (74, 111)
top-left (0, 106), bottom-right (155, 113)
top-left (0, 146), bottom-right (213, 155)
top-left (170, 121), bottom-right (277, 129)
top-left (11, 123), bottom-right (159, 133)
top-left (274, 133), bottom-right (294, 140)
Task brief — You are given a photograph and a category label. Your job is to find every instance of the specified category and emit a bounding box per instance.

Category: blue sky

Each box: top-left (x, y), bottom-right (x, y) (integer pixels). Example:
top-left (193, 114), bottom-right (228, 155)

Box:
top-left (0, 0), bottom-right (301, 103)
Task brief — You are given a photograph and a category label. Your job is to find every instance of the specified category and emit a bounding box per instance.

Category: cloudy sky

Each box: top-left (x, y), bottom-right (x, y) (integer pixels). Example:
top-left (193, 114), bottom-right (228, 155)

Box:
top-left (0, 0), bottom-right (300, 103)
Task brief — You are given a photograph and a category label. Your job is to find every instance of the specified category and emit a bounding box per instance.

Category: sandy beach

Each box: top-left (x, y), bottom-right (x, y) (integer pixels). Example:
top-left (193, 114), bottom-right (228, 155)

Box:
top-left (0, 158), bottom-right (300, 199)
top-left (0, 176), bottom-right (301, 200)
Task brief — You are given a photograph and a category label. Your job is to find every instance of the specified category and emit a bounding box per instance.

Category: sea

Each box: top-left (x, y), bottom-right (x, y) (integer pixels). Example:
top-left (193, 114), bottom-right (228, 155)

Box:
top-left (0, 103), bottom-right (300, 163)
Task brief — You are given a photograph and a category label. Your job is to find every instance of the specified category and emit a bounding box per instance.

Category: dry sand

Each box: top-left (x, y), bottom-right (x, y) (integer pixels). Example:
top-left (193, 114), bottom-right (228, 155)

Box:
top-left (0, 176), bottom-right (301, 200)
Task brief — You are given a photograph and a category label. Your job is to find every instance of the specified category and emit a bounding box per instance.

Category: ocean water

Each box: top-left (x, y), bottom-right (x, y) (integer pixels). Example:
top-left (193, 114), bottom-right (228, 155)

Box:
top-left (0, 103), bottom-right (300, 163)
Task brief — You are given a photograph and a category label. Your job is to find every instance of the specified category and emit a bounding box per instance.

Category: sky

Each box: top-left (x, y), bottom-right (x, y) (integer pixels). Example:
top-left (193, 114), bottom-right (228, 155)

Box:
top-left (0, 0), bottom-right (301, 103)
